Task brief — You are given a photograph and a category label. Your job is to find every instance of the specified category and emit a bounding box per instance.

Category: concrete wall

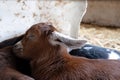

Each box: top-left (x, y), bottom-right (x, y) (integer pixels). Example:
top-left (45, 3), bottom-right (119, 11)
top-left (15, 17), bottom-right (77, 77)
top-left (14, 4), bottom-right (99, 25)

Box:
top-left (82, 1), bottom-right (120, 27)
top-left (0, 0), bottom-right (87, 41)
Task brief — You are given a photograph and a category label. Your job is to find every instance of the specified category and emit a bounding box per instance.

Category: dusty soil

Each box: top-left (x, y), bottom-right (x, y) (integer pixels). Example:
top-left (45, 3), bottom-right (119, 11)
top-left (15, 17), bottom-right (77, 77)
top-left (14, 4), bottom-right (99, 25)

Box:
top-left (79, 23), bottom-right (120, 51)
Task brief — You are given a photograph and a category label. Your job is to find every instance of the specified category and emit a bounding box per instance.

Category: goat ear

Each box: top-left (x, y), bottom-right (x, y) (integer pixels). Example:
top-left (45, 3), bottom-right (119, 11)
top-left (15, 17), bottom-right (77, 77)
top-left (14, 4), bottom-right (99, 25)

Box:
top-left (52, 31), bottom-right (87, 49)
top-left (66, 40), bottom-right (86, 51)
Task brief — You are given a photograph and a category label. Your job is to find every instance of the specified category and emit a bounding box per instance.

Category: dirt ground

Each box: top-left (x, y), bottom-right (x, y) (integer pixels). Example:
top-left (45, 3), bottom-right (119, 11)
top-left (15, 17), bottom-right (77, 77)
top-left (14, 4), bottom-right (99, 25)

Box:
top-left (79, 23), bottom-right (120, 51)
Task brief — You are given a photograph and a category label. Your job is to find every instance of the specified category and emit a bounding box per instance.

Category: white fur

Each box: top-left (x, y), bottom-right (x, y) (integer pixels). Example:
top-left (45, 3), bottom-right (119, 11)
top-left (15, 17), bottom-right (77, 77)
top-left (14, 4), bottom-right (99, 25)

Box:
top-left (83, 47), bottom-right (93, 50)
top-left (13, 41), bottom-right (24, 58)
top-left (16, 41), bottom-right (23, 48)
top-left (15, 41), bottom-right (23, 52)
top-left (108, 51), bottom-right (120, 59)
top-left (106, 49), bottom-right (110, 52)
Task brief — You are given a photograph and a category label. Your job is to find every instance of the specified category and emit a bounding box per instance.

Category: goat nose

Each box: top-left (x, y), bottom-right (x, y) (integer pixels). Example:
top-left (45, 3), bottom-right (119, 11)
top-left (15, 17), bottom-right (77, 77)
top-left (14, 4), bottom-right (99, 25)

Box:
top-left (14, 44), bottom-right (20, 49)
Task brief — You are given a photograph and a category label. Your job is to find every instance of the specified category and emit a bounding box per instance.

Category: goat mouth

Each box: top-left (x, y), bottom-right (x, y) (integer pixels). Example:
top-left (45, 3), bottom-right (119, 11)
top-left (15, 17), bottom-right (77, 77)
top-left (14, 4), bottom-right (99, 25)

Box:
top-left (13, 47), bottom-right (23, 53)
top-left (13, 47), bottom-right (23, 58)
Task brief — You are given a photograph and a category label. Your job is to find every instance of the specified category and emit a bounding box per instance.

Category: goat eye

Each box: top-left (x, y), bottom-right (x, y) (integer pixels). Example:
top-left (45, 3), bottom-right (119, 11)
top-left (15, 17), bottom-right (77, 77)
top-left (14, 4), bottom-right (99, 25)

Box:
top-left (28, 35), bottom-right (35, 40)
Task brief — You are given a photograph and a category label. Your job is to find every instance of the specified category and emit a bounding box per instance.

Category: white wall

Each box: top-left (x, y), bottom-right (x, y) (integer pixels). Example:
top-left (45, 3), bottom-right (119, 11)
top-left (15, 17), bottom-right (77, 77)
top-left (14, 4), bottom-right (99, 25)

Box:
top-left (82, 1), bottom-right (120, 27)
top-left (0, 0), bottom-right (87, 41)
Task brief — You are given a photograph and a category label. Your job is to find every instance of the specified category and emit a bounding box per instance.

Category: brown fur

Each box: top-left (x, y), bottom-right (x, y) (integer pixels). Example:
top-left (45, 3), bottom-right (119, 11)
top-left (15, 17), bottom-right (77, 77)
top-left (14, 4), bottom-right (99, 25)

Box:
top-left (0, 46), bottom-right (34, 80)
top-left (14, 23), bottom-right (120, 80)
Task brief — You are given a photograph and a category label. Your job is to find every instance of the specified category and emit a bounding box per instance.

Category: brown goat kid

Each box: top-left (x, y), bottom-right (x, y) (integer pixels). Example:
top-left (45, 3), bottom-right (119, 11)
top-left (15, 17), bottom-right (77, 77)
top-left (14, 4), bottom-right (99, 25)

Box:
top-left (13, 23), bottom-right (120, 80)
